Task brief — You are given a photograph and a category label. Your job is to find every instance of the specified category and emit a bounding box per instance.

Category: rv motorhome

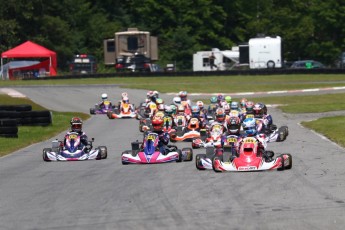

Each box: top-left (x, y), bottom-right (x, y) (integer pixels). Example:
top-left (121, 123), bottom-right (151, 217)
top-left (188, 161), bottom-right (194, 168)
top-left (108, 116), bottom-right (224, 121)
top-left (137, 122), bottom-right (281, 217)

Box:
top-left (193, 47), bottom-right (239, 71)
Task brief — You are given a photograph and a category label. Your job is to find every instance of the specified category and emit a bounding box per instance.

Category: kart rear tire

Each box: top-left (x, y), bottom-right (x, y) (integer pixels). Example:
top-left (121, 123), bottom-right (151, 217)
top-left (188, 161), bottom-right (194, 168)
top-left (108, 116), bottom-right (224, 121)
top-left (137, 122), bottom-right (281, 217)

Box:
top-left (284, 153), bottom-right (292, 170)
top-left (282, 126), bottom-right (289, 137)
top-left (43, 148), bottom-right (52, 162)
top-left (176, 149), bottom-right (183, 162)
top-left (195, 154), bottom-right (206, 170)
top-left (182, 147), bottom-right (193, 161)
top-left (99, 146), bottom-right (107, 159)
top-left (277, 127), bottom-right (286, 142)
top-left (107, 111), bottom-right (113, 119)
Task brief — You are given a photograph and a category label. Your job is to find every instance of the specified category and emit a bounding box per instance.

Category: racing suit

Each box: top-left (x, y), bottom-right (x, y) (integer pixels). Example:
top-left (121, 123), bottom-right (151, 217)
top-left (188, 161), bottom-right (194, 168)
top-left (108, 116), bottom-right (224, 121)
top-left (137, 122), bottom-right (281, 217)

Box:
top-left (64, 131), bottom-right (90, 152)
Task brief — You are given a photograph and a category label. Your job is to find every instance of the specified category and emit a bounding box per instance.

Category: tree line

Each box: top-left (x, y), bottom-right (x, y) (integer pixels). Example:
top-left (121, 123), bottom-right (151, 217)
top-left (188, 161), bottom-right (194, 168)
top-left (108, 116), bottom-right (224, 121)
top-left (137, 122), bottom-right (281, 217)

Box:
top-left (0, 0), bottom-right (344, 71)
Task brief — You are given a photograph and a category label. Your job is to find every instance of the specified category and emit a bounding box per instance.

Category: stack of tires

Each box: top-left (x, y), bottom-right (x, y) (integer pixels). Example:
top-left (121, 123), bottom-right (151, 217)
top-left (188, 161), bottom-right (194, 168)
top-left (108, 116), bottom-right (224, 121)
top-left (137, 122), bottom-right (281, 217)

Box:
top-left (0, 118), bottom-right (18, 138)
top-left (0, 104), bottom-right (52, 138)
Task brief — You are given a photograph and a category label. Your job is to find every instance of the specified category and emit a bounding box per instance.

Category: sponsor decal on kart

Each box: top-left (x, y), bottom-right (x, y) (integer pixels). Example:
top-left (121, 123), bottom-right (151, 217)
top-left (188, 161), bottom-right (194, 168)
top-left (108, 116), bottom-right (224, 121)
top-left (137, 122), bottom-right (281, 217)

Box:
top-left (238, 166), bottom-right (258, 171)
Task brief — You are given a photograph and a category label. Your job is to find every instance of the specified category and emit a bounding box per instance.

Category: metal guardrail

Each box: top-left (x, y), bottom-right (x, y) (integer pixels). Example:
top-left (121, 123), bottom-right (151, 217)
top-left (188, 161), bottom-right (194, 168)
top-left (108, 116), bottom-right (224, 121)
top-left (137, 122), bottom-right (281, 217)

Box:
top-left (22, 68), bottom-right (345, 80)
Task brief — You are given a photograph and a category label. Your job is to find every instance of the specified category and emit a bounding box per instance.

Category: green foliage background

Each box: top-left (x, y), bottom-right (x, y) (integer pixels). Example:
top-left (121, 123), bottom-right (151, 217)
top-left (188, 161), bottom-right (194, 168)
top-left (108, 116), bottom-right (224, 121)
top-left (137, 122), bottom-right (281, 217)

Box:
top-left (0, 0), bottom-right (344, 71)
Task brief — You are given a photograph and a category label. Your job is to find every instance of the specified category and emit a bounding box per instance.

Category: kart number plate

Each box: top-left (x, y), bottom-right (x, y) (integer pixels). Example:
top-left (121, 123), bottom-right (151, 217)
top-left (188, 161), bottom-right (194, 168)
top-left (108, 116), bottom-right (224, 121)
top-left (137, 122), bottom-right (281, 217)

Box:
top-left (244, 138), bottom-right (256, 143)
top-left (246, 115), bottom-right (254, 118)
top-left (69, 134), bottom-right (78, 139)
top-left (147, 134), bottom-right (156, 141)
top-left (227, 137), bottom-right (237, 143)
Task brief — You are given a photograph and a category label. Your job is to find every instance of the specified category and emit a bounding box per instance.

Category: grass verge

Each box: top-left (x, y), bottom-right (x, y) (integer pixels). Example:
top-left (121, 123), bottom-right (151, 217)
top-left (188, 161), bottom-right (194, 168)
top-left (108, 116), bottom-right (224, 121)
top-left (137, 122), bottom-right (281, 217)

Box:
top-left (0, 95), bottom-right (89, 157)
top-left (1, 74), bottom-right (345, 94)
top-left (301, 116), bottom-right (345, 148)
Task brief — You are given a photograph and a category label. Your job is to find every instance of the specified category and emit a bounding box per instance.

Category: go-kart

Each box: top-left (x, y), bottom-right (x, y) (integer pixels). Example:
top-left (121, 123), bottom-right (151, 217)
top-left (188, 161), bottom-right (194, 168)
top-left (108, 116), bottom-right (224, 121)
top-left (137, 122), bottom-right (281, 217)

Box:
top-left (170, 117), bottom-right (206, 142)
top-left (257, 120), bottom-right (289, 142)
top-left (90, 100), bottom-right (114, 115)
top-left (42, 132), bottom-right (107, 161)
top-left (195, 134), bottom-right (239, 170)
top-left (121, 132), bottom-right (193, 164)
top-left (192, 123), bottom-right (224, 149)
top-left (107, 103), bottom-right (137, 119)
top-left (136, 102), bottom-right (157, 120)
top-left (211, 136), bottom-right (292, 172)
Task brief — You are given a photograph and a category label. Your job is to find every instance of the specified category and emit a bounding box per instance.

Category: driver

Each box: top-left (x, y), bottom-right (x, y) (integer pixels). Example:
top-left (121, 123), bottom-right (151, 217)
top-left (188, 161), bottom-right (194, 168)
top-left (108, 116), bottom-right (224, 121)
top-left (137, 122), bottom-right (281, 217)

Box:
top-left (64, 117), bottom-right (90, 152)
top-left (143, 115), bottom-right (170, 154)
top-left (99, 93), bottom-right (111, 108)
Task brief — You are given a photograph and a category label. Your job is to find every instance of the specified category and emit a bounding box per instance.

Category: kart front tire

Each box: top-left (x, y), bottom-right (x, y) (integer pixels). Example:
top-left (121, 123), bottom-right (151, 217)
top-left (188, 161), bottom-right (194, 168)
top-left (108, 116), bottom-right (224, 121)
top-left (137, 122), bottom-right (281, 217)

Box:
top-left (90, 108), bottom-right (95, 114)
top-left (182, 147), bottom-right (193, 161)
top-left (284, 153), bottom-right (292, 170)
top-left (176, 149), bottom-right (183, 162)
top-left (99, 146), bottom-right (107, 159)
top-left (43, 148), bottom-right (52, 162)
top-left (195, 153), bottom-right (206, 170)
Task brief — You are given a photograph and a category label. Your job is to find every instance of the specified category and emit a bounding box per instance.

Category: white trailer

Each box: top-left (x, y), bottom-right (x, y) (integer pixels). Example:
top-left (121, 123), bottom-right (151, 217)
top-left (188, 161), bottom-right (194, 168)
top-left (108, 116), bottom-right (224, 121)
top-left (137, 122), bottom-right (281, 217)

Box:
top-left (193, 47), bottom-right (239, 71)
top-left (248, 36), bottom-right (282, 69)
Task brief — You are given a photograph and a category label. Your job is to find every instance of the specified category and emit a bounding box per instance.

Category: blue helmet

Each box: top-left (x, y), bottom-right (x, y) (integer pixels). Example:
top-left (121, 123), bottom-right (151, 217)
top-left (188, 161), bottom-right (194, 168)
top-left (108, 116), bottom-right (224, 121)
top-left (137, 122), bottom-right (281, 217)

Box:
top-left (242, 118), bottom-right (257, 136)
top-left (191, 105), bottom-right (200, 118)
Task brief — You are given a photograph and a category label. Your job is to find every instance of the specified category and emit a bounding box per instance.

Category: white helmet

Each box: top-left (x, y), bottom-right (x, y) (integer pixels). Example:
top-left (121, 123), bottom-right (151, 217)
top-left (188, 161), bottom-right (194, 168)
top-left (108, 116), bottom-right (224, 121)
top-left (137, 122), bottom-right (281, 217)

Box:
top-left (173, 96), bottom-right (181, 105)
top-left (101, 93), bottom-right (108, 100)
top-left (153, 91), bottom-right (159, 98)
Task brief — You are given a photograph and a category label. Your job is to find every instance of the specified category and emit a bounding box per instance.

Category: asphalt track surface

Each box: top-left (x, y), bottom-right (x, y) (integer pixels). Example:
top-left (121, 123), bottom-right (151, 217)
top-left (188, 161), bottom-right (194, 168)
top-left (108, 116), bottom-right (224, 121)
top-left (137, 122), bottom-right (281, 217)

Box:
top-left (1, 85), bottom-right (345, 230)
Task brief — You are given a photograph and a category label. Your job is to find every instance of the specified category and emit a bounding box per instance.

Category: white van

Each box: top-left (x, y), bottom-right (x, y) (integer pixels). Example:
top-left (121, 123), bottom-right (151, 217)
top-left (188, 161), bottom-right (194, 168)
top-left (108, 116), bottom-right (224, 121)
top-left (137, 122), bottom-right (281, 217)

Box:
top-left (249, 36), bottom-right (283, 69)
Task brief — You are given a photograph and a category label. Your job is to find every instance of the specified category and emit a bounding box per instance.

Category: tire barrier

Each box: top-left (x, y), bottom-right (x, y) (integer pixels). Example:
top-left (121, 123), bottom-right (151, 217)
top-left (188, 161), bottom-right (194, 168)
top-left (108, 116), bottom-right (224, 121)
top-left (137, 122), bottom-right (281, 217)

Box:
top-left (0, 104), bottom-right (32, 112)
top-left (0, 126), bottom-right (18, 138)
top-left (0, 105), bottom-right (53, 138)
top-left (18, 111), bottom-right (52, 126)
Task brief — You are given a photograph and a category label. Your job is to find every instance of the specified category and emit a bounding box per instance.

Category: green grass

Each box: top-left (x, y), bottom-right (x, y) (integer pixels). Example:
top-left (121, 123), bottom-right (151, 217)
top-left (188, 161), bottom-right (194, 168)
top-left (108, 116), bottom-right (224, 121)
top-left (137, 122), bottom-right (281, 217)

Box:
top-left (2, 74), bottom-right (345, 94)
top-left (301, 116), bottom-right (345, 148)
top-left (0, 95), bottom-right (89, 157)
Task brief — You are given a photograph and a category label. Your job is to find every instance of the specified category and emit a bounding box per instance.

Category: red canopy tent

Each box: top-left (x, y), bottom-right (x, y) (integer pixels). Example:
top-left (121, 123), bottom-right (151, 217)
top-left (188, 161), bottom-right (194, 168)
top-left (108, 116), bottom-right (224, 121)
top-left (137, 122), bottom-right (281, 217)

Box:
top-left (1, 41), bottom-right (57, 79)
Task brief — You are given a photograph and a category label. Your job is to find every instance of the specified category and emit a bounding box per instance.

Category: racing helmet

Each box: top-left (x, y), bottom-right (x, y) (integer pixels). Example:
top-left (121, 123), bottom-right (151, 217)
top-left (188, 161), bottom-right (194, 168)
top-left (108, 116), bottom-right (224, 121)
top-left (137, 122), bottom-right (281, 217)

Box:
top-left (152, 116), bottom-right (164, 132)
top-left (217, 94), bottom-right (224, 103)
top-left (173, 96), bottom-right (181, 106)
top-left (164, 105), bottom-right (174, 116)
top-left (223, 103), bottom-right (230, 115)
top-left (242, 118), bottom-right (257, 136)
top-left (253, 103), bottom-right (264, 118)
top-left (259, 102), bottom-right (268, 115)
top-left (227, 116), bottom-right (241, 134)
top-left (155, 98), bottom-right (164, 105)
top-left (170, 105), bottom-right (177, 115)
top-left (191, 105), bottom-right (200, 118)
top-left (240, 98), bottom-right (248, 108)
top-left (70, 117), bottom-right (83, 132)
top-left (210, 96), bottom-right (217, 104)
top-left (121, 92), bottom-right (128, 98)
top-left (196, 101), bottom-right (204, 110)
top-left (215, 108), bottom-right (226, 122)
top-left (245, 101), bottom-right (255, 114)
top-left (122, 96), bottom-right (129, 104)
top-left (153, 91), bottom-right (159, 98)
top-left (225, 96), bottom-right (232, 104)
top-left (101, 93), bottom-right (108, 101)
top-left (230, 101), bottom-right (239, 110)
top-left (178, 91), bottom-right (188, 101)
top-left (147, 90), bottom-right (154, 99)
